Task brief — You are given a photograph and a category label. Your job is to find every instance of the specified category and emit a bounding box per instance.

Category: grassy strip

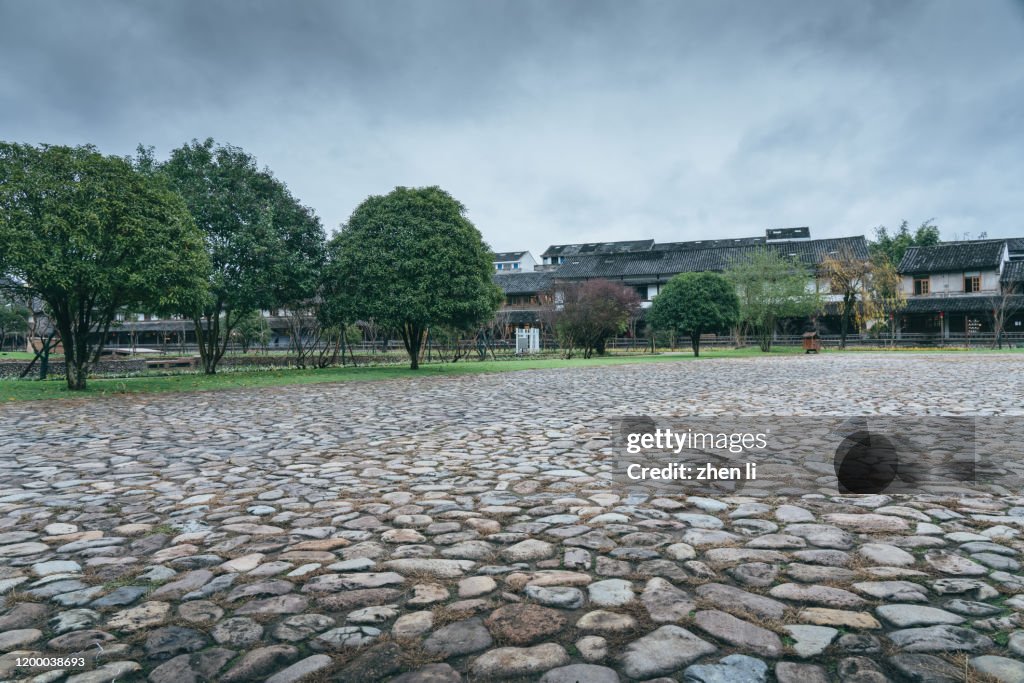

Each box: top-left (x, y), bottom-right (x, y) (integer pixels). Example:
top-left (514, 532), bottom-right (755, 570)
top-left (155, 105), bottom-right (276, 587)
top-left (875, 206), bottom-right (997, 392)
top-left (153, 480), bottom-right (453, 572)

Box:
top-left (2, 345), bottom-right (1020, 402)
top-left (0, 352), bottom-right (39, 360)
top-left (0, 348), bottom-right (780, 402)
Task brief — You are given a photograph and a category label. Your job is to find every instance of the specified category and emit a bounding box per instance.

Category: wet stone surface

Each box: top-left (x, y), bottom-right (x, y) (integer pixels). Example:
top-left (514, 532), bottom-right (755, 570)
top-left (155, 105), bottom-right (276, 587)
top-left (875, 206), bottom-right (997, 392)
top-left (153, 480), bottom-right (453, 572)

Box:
top-left (1, 353), bottom-right (1023, 681)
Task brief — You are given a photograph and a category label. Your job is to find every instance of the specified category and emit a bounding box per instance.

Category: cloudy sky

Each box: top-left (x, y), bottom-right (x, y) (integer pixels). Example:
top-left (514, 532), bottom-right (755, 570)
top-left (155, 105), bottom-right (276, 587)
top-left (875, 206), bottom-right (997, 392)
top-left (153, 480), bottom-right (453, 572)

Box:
top-left (3, 1), bottom-right (1023, 253)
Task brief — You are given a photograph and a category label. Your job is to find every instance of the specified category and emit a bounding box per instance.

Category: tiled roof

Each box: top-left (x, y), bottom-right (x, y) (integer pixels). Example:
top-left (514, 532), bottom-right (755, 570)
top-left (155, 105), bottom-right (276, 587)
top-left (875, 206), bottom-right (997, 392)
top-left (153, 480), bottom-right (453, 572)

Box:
top-left (766, 227), bottom-right (811, 240)
top-left (1001, 260), bottom-right (1024, 284)
top-left (554, 237), bottom-right (868, 280)
top-left (492, 251), bottom-right (527, 262)
top-left (898, 240), bottom-right (1006, 274)
top-left (541, 240), bottom-right (654, 258)
top-left (651, 237), bottom-right (766, 251)
top-left (493, 272), bottom-right (554, 295)
top-left (904, 295), bottom-right (1024, 313)
top-left (1008, 238), bottom-right (1024, 253)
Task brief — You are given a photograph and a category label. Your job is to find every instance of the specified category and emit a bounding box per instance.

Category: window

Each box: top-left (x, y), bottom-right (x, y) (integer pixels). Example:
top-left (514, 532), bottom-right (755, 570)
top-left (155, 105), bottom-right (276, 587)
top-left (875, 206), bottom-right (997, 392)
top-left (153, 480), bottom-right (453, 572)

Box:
top-left (964, 273), bottom-right (981, 293)
top-left (496, 263), bottom-right (503, 270)
top-left (513, 262), bottom-right (520, 270)
top-left (913, 277), bottom-right (930, 295)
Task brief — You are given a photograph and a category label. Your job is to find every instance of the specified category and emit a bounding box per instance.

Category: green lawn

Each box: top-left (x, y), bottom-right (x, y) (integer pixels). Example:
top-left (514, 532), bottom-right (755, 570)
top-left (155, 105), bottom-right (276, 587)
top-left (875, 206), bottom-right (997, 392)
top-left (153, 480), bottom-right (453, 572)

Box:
top-left (0, 351), bottom-right (40, 360)
top-left (0, 349), bottom-right (773, 402)
top-left (1, 344), bottom-right (1019, 402)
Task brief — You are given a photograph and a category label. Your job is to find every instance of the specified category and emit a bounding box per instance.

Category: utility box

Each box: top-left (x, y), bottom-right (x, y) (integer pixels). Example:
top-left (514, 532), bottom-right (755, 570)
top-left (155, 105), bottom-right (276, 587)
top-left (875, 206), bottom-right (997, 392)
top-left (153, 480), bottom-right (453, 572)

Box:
top-left (515, 328), bottom-right (540, 354)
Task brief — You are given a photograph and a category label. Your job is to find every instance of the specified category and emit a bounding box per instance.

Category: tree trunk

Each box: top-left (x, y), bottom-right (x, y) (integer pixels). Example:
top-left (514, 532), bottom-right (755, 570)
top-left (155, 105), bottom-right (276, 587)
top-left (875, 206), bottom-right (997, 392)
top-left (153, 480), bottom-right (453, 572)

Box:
top-left (758, 321), bottom-right (772, 353)
top-left (402, 322), bottom-right (423, 370)
top-left (65, 356), bottom-right (87, 390)
top-left (691, 329), bottom-right (701, 357)
top-left (839, 294), bottom-right (854, 349)
top-left (53, 315), bottom-right (88, 391)
top-left (194, 304), bottom-right (234, 374)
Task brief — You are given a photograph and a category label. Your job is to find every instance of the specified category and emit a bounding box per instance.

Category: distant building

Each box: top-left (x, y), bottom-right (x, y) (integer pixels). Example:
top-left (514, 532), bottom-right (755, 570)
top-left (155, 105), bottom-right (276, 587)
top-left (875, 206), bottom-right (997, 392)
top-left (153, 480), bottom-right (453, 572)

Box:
top-left (492, 228), bottom-right (869, 335)
top-left (898, 238), bottom-right (1024, 337)
top-left (491, 271), bottom-right (554, 329)
top-left (540, 240), bottom-right (654, 267)
top-left (492, 251), bottom-right (537, 272)
top-left (550, 228), bottom-right (867, 310)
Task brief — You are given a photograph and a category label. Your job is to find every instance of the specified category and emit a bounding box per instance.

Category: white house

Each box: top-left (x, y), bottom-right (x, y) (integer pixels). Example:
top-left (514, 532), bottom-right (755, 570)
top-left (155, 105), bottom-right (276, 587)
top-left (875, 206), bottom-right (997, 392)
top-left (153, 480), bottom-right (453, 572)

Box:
top-left (493, 251), bottom-right (537, 272)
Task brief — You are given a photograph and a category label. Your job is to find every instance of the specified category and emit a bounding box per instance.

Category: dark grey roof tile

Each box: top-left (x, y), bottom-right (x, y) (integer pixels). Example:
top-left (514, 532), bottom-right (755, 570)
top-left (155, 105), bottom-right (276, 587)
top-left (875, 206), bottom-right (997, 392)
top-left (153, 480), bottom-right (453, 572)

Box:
top-left (898, 240), bottom-right (1006, 273)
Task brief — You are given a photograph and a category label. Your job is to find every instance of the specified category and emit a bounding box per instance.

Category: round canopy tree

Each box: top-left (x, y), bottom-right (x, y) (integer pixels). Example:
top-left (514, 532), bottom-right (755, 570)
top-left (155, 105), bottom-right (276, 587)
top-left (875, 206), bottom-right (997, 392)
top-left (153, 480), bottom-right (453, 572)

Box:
top-left (324, 186), bottom-right (502, 369)
top-left (648, 271), bottom-right (739, 357)
top-left (161, 138), bottom-right (326, 374)
top-left (0, 142), bottom-right (209, 390)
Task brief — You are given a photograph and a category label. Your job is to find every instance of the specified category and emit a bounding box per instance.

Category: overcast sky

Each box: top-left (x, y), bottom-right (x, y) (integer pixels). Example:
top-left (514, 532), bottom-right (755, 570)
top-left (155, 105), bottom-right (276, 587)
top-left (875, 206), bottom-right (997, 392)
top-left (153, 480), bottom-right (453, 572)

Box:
top-left (3, 1), bottom-right (1023, 253)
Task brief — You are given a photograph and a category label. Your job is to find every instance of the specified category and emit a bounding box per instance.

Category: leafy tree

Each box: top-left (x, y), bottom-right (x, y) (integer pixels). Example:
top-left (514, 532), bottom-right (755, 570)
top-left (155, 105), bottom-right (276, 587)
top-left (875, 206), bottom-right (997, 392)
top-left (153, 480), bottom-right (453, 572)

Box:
top-left (231, 310), bottom-right (270, 353)
top-left (726, 249), bottom-right (821, 352)
top-left (821, 246), bottom-right (872, 349)
top-left (0, 142), bottom-right (209, 389)
top-left (864, 259), bottom-right (906, 347)
top-left (869, 220), bottom-right (941, 265)
top-left (985, 289), bottom-right (1023, 350)
top-left (161, 138), bottom-right (325, 374)
top-left (545, 279), bottom-right (640, 358)
top-left (323, 186), bottom-right (502, 369)
top-left (648, 272), bottom-right (739, 357)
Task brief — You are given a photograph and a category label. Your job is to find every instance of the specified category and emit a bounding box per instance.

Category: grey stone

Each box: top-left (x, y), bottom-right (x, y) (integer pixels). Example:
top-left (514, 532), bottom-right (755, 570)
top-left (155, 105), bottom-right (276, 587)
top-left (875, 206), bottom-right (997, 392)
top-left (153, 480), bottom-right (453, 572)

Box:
top-left (683, 654), bottom-right (768, 683)
top-left (784, 624), bottom-right (838, 658)
top-left (876, 604), bottom-right (965, 627)
top-left (540, 664), bottom-right (620, 683)
top-left (144, 625), bottom-right (209, 660)
top-left (389, 663), bottom-right (462, 683)
top-left (886, 625), bottom-right (994, 652)
top-left (693, 610), bottom-right (782, 657)
top-left (469, 643), bottom-right (570, 678)
top-left (641, 577), bottom-right (696, 623)
top-left (211, 617), bottom-right (264, 647)
top-left (264, 654), bottom-right (333, 683)
top-left (587, 578), bottom-right (634, 606)
top-left (423, 617), bottom-right (493, 657)
top-left (618, 625), bottom-right (718, 679)
top-left (887, 653), bottom-right (963, 683)
top-left (775, 662), bottom-right (829, 683)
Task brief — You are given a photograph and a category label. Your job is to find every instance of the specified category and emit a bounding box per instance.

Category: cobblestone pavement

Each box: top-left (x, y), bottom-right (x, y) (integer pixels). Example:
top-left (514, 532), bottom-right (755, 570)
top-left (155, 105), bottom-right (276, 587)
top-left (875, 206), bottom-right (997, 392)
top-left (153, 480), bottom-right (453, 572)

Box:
top-left (2, 353), bottom-right (1024, 682)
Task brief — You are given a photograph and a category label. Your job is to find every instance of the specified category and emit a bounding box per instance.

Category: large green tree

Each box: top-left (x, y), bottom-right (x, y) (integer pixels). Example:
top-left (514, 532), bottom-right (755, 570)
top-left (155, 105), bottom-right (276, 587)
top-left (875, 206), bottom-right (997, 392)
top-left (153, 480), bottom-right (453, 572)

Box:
top-left (869, 220), bottom-right (941, 265)
top-left (726, 249), bottom-right (822, 352)
top-left (161, 139), bottom-right (326, 373)
top-left (648, 272), bottom-right (739, 357)
top-left (0, 143), bottom-right (209, 390)
top-left (324, 186), bottom-right (502, 369)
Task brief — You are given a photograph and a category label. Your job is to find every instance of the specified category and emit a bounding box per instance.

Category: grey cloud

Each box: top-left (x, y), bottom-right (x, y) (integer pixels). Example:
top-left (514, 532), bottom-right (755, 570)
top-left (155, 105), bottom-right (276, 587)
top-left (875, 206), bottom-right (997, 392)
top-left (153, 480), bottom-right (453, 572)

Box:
top-left (1, 0), bottom-right (1023, 252)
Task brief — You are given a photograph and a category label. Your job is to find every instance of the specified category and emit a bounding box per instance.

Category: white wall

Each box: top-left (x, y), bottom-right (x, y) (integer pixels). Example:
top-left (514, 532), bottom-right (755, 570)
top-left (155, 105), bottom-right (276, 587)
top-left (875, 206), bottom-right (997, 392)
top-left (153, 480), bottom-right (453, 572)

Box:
top-left (495, 252), bottom-right (538, 272)
top-left (902, 270), bottom-right (1001, 295)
